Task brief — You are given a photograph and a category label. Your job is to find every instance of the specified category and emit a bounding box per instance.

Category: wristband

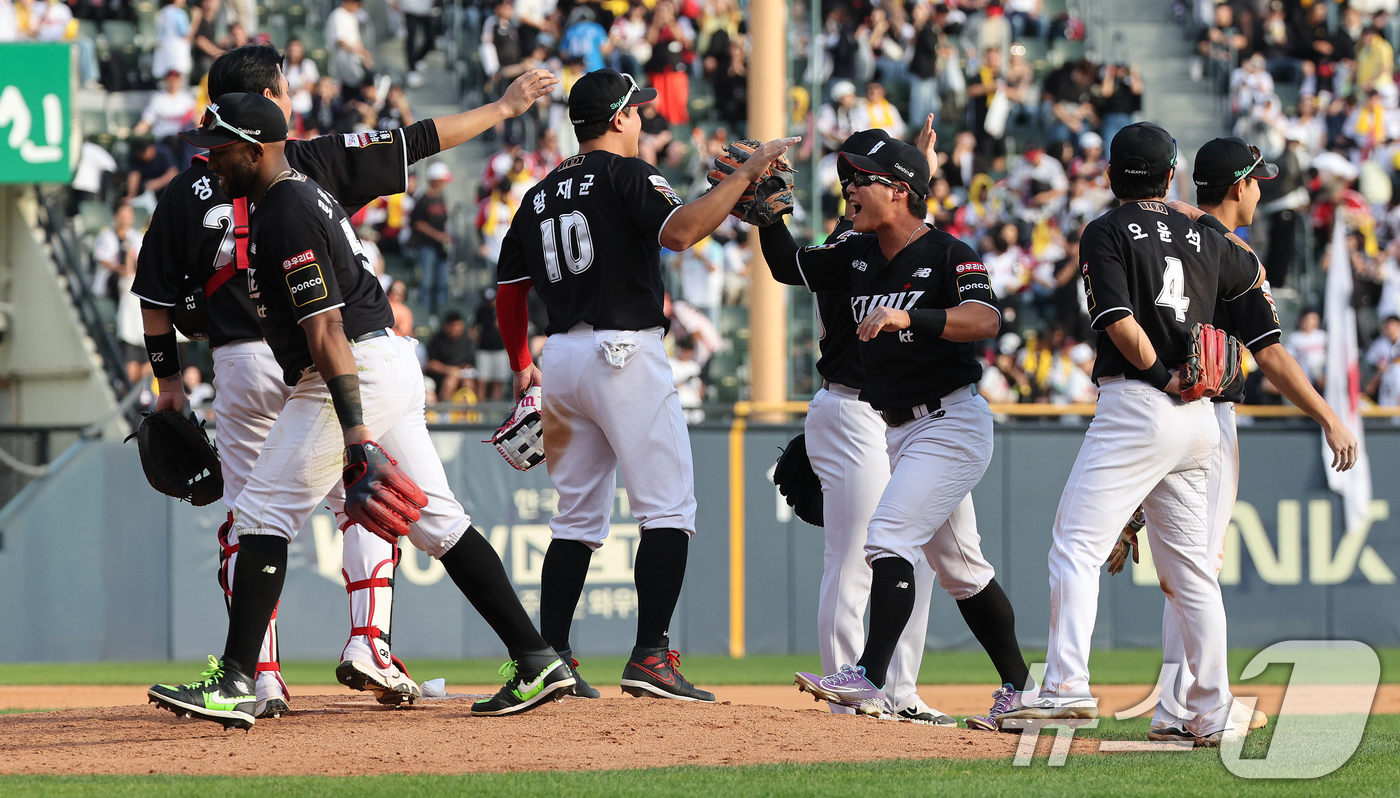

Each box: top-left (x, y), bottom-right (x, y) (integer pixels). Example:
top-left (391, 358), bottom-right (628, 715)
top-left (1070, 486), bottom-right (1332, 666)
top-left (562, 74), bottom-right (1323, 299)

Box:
top-left (1143, 359), bottom-right (1171, 391)
top-left (1198, 213), bottom-right (1231, 237)
top-left (908, 308), bottom-right (948, 339)
top-left (144, 332), bottom-right (181, 380)
top-left (326, 374), bottom-right (365, 430)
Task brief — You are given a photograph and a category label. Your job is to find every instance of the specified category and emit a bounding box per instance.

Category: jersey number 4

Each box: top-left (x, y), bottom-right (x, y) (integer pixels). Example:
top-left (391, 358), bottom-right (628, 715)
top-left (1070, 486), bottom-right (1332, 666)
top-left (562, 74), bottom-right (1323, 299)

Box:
top-left (1155, 256), bottom-right (1190, 322)
top-left (539, 211), bottom-right (594, 282)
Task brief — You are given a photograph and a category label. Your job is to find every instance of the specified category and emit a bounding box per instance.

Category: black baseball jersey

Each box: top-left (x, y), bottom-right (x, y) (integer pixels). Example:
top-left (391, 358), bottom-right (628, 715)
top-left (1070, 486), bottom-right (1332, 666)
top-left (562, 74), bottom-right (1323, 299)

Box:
top-left (496, 151), bottom-right (684, 334)
top-left (795, 226), bottom-right (998, 410)
top-left (1080, 201), bottom-right (1262, 383)
top-left (1213, 281), bottom-right (1283, 403)
top-left (248, 174), bottom-right (396, 385)
top-left (814, 220), bottom-right (865, 389)
top-left (132, 128), bottom-right (415, 347)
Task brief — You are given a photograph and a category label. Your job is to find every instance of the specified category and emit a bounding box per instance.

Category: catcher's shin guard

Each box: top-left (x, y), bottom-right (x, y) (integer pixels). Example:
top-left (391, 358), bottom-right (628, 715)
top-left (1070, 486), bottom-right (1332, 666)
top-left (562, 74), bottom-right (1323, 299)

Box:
top-left (217, 512), bottom-right (282, 679)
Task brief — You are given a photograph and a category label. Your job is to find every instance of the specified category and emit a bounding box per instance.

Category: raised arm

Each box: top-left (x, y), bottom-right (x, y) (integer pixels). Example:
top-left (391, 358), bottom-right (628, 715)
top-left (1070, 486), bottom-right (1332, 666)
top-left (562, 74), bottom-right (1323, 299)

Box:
top-left (659, 137), bottom-right (801, 251)
top-left (433, 70), bottom-right (559, 151)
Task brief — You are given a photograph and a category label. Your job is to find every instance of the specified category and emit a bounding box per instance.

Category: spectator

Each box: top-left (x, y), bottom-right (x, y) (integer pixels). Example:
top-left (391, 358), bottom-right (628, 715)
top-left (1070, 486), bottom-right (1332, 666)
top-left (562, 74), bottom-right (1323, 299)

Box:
top-left (512, 0), bottom-right (549, 54)
top-left (966, 46), bottom-right (1012, 162)
top-left (1043, 58), bottom-right (1097, 146)
top-left (328, 0), bottom-right (373, 95)
top-left (69, 139), bottom-right (118, 216)
top-left (284, 38), bottom-right (319, 117)
top-left (561, 5), bottom-right (610, 74)
top-left (399, 0), bottom-right (435, 88)
top-left (1006, 0), bottom-right (1043, 39)
top-left (474, 288), bottom-right (508, 401)
top-left (853, 81), bottom-right (906, 140)
top-left (610, 3), bottom-right (651, 76)
top-left (1286, 309), bottom-right (1328, 391)
top-left (476, 179), bottom-right (518, 271)
top-left (676, 234), bottom-right (725, 322)
top-left (33, 0), bottom-right (99, 86)
top-left (1007, 144), bottom-right (1068, 221)
top-left (189, 0), bottom-right (224, 83)
top-left (816, 79), bottom-right (860, 152)
top-left (1367, 315), bottom-right (1400, 405)
top-left (153, 0), bottom-right (192, 81)
top-left (534, 127), bottom-right (563, 175)
top-left (306, 75), bottom-right (357, 136)
top-left (1256, 0), bottom-right (1302, 83)
top-left (125, 138), bottom-right (178, 206)
top-left (1197, 1), bottom-right (1248, 92)
top-left (711, 35), bottom-right (747, 133)
top-left (410, 161), bottom-right (453, 314)
top-left (0, 0), bottom-right (15, 42)
top-left (907, 2), bottom-right (942, 126)
top-left (479, 133), bottom-right (529, 197)
top-left (646, 0), bottom-right (694, 125)
top-left (134, 70), bottom-right (197, 143)
top-left (1355, 25), bottom-right (1393, 94)
top-left (388, 279), bottom-right (414, 337)
top-left (183, 364), bottom-right (215, 408)
top-left (669, 337), bottom-right (705, 423)
top-left (424, 311), bottom-right (476, 404)
top-left (378, 84), bottom-right (416, 130)
top-left (479, 0), bottom-right (521, 86)
top-left (94, 203), bottom-right (146, 386)
top-left (1096, 62), bottom-right (1142, 147)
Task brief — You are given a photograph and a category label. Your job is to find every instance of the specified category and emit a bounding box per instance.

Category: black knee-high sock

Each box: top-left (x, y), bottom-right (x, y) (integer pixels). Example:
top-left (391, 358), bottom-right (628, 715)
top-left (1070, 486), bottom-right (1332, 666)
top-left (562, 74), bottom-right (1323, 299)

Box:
top-left (633, 527), bottom-right (689, 648)
top-left (539, 539), bottom-right (593, 654)
top-left (222, 535), bottom-right (288, 677)
top-left (440, 526), bottom-right (551, 662)
top-left (956, 578), bottom-right (1032, 690)
top-left (856, 556), bottom-right (916, 689)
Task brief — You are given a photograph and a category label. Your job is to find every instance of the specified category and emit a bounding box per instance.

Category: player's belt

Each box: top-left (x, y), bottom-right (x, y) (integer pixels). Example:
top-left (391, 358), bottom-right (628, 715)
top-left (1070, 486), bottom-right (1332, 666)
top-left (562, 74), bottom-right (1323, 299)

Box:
top-left (877, 384), bottom-right (975, 427)
top-left (820, 380), bottom-right (860, 399)
top-left (350, 328), bottom-right (390, 345)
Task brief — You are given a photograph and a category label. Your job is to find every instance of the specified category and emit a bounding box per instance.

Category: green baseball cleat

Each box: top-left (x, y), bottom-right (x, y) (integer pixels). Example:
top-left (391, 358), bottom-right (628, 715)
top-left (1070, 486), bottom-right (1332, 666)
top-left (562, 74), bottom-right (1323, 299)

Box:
top-left (148, 655), bottom-right (257, 730)
top-left (470, 657), bottom-right (576, 716)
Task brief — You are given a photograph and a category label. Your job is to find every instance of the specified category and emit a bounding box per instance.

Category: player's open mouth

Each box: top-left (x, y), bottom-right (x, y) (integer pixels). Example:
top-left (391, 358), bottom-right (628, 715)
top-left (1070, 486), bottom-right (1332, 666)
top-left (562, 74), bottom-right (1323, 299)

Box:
top-left (849, 201), bottom-right (863, 220)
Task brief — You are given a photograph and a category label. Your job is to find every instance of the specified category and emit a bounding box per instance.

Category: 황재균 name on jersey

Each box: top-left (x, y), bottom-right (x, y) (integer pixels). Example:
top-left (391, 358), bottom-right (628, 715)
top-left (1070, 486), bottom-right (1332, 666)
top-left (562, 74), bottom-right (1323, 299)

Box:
top-left (850, 291), bottom-right (924, 321)
top-left (287, 263), bottom-right (328, 307)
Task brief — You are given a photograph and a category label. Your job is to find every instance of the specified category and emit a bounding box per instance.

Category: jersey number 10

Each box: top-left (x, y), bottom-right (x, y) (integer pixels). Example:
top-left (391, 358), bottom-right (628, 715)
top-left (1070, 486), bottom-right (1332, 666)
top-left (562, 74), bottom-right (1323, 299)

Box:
top-left (1155, 256), bottom-right (1190, 322)
top-left (539, 211), bottom-right (595, 282)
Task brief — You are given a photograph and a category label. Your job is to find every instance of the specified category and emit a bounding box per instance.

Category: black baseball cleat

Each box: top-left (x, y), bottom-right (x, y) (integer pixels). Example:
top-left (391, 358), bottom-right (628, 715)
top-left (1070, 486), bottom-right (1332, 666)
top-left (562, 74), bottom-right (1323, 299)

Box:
top-left (621, 645), bottom-right (716, 702)
top-left (557, 648), bottom-right (601, 698)
top-left (470, 657), bottom-right (576, 716)
top-left (148, 656), bottom-right (256, 731)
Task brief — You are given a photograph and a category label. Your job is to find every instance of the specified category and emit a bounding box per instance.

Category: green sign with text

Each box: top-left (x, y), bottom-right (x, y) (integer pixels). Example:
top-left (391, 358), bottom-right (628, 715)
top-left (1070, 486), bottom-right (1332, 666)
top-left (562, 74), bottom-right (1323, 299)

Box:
top-left (0, 43), bottom-right (74, 184)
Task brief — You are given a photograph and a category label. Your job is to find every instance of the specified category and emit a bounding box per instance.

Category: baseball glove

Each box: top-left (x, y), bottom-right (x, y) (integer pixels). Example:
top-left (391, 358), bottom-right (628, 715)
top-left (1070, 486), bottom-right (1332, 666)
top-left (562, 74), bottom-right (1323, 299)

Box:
top-left (772, 433), bottom-right (823, 527)
top-left (127, 409), bottom-right (223, 506)
top-left (741, 173), bottom-right (796, 228)
top-left (707, 139), bottom-right (796, 222)
top-left (1105, 505), bottom-right (1146, 576)
top-left (486, 386), bottom-right (546, 471)
top-left (1178, 323), bottom-right (1243, 402)
top-left (343, 441), bottom-right (428, 544)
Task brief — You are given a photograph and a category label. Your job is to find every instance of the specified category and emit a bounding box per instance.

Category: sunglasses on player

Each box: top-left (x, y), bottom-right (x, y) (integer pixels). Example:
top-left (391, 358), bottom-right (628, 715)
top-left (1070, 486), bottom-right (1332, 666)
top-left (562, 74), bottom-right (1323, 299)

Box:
top-left (1233, 144), bottom-right (1263, 184)
top-left (611, 74), bottom-right (640, 122)
top-left (850, 172), bottom-right (907, 192)
top-left (199, 105), bottom-right (262, 146)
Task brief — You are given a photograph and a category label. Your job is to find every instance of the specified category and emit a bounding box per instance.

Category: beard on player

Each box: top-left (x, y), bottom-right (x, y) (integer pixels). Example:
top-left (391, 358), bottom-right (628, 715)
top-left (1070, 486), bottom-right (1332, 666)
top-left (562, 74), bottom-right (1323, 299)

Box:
top-left (206, 141), bottom-right (263, 199)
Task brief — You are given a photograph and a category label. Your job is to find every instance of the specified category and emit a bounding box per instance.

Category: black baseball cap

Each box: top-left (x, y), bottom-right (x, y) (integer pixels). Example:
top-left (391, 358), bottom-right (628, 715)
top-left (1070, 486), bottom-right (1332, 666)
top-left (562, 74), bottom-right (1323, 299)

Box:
top-left (1193, 136), bottom-right (1279, 187)
top-left (568, 69), bottom-right (657, 126)
top-left (1109, 121), bottom-right (1177, 179)
top-left (837, 128), bottom-right (893, 186)
top-left (179, 92), bottom-right (288, 148)
top-left (838, 134), bottom-right (931, 199)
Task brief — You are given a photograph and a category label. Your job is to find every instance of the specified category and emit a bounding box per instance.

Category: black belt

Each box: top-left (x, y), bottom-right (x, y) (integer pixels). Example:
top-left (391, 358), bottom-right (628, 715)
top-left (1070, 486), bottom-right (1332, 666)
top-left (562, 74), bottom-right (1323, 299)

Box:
top-left (878, 399), bottom-right (940, 428)
top-left (350, 328), bottom-right (389, 344)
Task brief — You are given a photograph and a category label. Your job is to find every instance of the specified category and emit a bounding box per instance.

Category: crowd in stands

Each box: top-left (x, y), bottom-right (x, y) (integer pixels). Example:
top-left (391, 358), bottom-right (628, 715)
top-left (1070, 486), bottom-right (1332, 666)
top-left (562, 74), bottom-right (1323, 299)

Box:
top-left (25, 0), bottom-right (1395, 413)
top-left (1201, 0), bottom-right (1400, 408)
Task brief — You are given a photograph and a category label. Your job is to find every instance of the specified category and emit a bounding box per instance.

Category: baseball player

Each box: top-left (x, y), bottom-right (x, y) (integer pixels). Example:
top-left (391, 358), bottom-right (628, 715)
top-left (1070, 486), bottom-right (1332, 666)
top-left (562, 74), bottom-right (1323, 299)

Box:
top-left (148, 93), bottom-right (575, 730)
top-left (799, 124), bottom-right (1033, 727)
top-left (495, 69), bottom-right (799, 701)
top-left (752, 136), bottom-right (1009, 719)
top-left (997, 123), bottom-right (1265, 746)
top-left (1105, 137), bottom-right (1358, 742)
top-left (132, 43), bottom-right (557, 716)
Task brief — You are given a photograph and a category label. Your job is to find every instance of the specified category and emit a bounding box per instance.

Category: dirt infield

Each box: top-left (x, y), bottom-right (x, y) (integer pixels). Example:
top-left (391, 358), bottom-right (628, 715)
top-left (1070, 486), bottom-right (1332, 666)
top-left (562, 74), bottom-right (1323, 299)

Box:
top-left (0, 693), bottom-right (1101, 776)
top-left (1, 683), bottom-right (1396, 776)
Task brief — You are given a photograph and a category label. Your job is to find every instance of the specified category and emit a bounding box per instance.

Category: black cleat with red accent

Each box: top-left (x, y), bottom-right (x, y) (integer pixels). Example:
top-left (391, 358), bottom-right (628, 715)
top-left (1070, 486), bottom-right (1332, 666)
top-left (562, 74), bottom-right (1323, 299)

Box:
top-left (620, 645), bottom-right (716, 702)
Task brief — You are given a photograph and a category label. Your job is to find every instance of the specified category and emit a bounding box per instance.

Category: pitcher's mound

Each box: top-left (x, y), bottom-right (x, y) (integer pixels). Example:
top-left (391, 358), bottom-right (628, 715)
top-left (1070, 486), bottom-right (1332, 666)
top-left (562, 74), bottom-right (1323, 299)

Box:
top-left (0, 694), bottom-right (1093, 775)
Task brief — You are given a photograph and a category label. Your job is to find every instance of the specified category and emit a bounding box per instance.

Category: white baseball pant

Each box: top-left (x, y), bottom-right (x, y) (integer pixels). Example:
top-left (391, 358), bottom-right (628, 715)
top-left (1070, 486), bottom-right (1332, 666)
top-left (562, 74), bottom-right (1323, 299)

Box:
top-left (540, 324), bottom-right (698, 547)
top-left (1042, 378), bottom-right (1234, 737)
top-left (212, 339), bottom-right (399, 681)
top-left (1153, 400), bottom-right (1237, 729)
top-left (231, 331), bottom-right (471, 555)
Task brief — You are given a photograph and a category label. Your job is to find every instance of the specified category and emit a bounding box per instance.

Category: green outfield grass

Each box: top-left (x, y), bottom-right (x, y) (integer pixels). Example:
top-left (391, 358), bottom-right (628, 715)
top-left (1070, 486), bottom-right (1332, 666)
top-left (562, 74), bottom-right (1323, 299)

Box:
top-left (3, 714), bottom-right (1397, 797)
top-left (2, 648), bottom-right (1398, 687)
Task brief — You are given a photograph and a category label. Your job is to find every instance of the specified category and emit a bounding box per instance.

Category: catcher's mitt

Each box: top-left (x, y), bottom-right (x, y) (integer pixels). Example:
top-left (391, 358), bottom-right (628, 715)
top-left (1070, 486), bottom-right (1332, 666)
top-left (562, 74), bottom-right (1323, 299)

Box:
top-left (343, 441), bottom-right (427, 544)
top-left (706, 139), bottom-right (797, 222)
top-left (1178, 323), bottom-right (1243, 402)
top-left (1105, 505), bottom-right (1145, 576)
top-left (773, 433), bottom-right (823, 527)
top-left (127, 410), bottom-right (223, 506)
top-left (487, 386), bottom-right (546, 471)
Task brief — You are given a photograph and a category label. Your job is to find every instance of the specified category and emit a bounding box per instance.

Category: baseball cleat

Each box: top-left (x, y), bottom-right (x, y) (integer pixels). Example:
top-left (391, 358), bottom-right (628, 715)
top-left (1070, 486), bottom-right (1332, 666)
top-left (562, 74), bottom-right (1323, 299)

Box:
top-left (621, 646), bottom-right (716, 702)
top-left (1191, 726), bottom-right (1242, 748)
top-left (794, 665), bottom-right (893, 718)
top-left (1147, 725), bottom-right (1193, 742)
top-left (148, 655), bottom-right (256, 730)
top-left (965, 683), bottom-right (1026, 732)
top-left (1232, 701), bottom-right (1268, 731)
top-left (337, 636), bottom-right (421, 706)
top-left (254, 670), bottom-right (290, 719)
top-left (471, 657), bottom-right (576, 716)
top-left (557, 648), bottom-right (601, 698)
top-left (894, 696), bottom-right (957, 727)
top-left (994, 694), bottom-right (1097, 723)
